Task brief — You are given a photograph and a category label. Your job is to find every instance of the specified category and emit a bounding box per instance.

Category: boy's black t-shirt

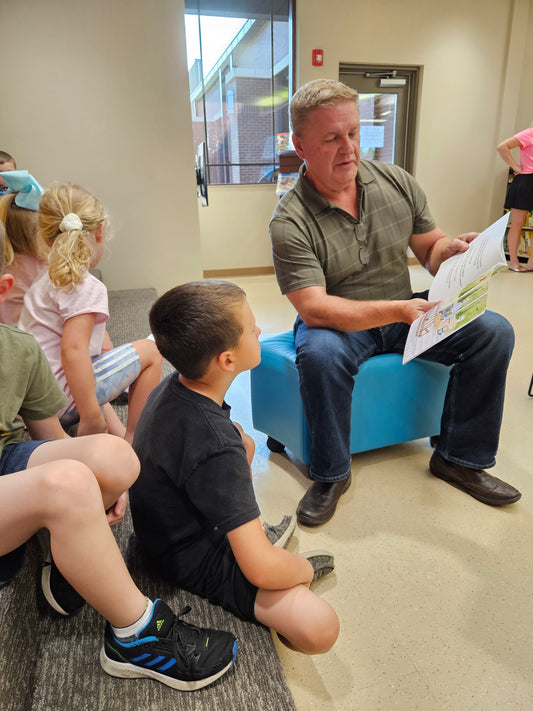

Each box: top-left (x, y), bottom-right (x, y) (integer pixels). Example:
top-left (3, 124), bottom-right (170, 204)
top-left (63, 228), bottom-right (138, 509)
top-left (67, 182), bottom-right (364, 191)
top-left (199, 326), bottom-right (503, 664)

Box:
top-left (130, 373), bottom-right (260, 590)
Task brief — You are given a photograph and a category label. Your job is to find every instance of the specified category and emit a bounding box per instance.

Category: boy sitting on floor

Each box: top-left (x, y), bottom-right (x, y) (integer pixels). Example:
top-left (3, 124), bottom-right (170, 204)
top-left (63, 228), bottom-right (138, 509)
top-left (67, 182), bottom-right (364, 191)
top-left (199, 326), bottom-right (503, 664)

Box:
top-left (130, 280), bottom-right (339, 654)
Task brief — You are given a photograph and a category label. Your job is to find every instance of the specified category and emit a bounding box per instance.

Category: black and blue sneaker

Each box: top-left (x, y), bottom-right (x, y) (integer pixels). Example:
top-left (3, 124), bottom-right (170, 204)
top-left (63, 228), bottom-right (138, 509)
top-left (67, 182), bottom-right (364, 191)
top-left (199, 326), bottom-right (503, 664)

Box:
top-left (37, 529), bottom-right (86, 616)
top-left (100, 599), bottom-right (238, 691)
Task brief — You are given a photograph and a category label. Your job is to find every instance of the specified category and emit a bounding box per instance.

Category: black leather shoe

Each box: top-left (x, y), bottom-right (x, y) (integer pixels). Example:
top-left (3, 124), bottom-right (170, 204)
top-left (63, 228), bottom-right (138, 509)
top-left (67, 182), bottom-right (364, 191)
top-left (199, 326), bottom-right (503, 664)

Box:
top-left (430, 451), bottom-right (521, 506)
top-left (297, 475), bottom-right (352, 526)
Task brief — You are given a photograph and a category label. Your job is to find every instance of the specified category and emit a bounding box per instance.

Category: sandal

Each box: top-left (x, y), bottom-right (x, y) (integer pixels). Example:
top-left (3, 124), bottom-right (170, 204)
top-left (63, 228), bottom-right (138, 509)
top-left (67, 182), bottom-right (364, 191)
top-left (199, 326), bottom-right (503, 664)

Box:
top-left (508, 263), bottom-right (526, 272)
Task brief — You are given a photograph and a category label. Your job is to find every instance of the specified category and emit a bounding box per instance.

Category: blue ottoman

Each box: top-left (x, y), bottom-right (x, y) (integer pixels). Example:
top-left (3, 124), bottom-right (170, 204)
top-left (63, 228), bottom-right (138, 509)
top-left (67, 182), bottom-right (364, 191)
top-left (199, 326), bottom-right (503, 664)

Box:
top-left (250, 331), bottom-right (451, 465)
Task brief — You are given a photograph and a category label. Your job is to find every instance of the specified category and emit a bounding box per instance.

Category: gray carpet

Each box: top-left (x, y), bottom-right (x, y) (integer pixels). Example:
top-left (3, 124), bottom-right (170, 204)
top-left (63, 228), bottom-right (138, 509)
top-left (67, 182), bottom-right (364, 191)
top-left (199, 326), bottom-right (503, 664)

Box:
top-left (0, 287), bottom-right (295, 711)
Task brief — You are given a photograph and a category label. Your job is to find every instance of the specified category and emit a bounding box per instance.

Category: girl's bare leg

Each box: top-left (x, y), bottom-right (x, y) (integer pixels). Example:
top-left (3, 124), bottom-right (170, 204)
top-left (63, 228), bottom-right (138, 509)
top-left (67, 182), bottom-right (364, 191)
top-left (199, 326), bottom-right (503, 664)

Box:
top-left (103, 403), bottom-right (126, 439)
top-left (507, 209), bottom-right (527, 268)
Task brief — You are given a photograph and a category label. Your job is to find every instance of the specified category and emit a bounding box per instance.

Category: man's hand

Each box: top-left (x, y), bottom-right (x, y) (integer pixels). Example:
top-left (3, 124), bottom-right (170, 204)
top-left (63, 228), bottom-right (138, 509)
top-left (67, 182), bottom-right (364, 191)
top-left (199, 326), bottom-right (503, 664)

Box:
top-left (439, 232), bottom-right (478, 263)
top-left (400, 298), bottom-right (438, 325)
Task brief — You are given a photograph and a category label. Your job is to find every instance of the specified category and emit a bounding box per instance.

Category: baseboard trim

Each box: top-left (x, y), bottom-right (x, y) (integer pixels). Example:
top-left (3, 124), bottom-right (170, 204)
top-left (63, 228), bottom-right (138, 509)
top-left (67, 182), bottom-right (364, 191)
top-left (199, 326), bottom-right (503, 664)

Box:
top-left (203, 266), bottom-right (275, 278)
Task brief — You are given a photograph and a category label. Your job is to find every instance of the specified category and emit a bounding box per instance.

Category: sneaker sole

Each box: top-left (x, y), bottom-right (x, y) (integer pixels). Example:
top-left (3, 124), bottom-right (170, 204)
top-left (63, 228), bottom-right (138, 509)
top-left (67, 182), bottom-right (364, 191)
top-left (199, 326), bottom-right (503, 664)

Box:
top-left (99, 639), bottom-right (238, 691)
top-left (36, 529), bottom-right (85, 616)
top-left (273, 517), bottom-right (297, 548)
top-left (36, 530), bottom-right (68, 616)
top-left (40, 563), bottom-right (70, 616)
top-left (301, 549), bottom-right (335, 582)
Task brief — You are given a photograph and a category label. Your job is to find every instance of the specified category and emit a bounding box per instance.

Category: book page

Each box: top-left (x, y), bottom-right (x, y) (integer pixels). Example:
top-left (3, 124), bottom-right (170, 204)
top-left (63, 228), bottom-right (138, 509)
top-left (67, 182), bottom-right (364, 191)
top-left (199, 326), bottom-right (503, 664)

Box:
top-left (403, 213), bottom-right (510, 364)
top-left (428, 212), bottom-right (510, 302)
top-left (403, 277), bottom-right (490, 363)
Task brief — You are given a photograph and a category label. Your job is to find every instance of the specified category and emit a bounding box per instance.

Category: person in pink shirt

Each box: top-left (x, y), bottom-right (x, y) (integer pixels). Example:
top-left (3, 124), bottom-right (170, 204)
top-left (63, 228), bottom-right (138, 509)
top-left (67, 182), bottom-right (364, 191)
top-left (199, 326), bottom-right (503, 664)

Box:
top-left (497, 127), bottom-right (533, 271)
top-left (19, 182), bottom-right (162, 444)
top-left (0, 175), bottom-right (47, 326)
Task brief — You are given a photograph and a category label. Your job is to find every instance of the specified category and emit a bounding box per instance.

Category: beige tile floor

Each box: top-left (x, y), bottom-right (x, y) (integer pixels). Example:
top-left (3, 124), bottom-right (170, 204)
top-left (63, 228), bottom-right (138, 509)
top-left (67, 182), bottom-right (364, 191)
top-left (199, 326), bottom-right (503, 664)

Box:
top-left (227, 266), bottom-right (533, 711)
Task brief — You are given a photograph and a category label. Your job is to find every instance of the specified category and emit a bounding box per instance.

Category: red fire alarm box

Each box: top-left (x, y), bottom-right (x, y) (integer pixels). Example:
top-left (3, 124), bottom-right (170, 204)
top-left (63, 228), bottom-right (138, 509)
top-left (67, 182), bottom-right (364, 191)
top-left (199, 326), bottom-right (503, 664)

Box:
top-left (312, 49), bottom-right (324, 66)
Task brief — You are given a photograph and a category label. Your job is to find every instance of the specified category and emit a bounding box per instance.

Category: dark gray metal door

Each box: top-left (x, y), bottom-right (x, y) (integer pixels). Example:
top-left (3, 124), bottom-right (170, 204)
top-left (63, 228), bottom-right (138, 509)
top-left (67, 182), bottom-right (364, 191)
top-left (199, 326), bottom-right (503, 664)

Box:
top-left (339, 63), bottom-right (421, 174)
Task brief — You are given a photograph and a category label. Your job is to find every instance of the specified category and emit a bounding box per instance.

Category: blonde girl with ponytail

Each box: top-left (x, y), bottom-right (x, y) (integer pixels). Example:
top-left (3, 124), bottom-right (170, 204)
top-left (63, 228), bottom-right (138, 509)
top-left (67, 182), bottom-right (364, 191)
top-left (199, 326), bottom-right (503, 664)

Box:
top-left (19, 183), bottom-right (162, 444)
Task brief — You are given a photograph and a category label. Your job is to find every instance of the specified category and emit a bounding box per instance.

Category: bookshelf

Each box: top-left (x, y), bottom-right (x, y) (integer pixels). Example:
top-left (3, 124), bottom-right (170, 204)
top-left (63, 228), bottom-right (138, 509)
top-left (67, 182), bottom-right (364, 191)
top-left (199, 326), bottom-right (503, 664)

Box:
top-left (275, 134), bottom-right (302, 196)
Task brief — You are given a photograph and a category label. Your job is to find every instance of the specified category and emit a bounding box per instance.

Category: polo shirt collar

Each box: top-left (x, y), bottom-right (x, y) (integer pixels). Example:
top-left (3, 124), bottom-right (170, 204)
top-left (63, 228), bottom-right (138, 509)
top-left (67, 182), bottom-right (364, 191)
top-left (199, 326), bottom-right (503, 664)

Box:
top-left (297, 159), bottom-right (376, 216)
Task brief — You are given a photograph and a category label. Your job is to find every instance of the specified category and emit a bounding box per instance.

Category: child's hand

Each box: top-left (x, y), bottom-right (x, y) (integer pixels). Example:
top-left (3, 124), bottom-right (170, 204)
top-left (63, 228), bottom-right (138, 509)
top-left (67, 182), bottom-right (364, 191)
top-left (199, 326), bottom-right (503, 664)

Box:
top-left (105, 492), bottom-right (129, 526)
top-left (77, 413), bottom-right (108, 437)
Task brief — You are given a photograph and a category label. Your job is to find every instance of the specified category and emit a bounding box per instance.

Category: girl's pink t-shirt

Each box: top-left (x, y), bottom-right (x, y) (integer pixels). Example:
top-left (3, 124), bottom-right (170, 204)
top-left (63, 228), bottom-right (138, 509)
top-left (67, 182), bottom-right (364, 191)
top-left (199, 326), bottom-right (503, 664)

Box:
top-left (515, 128), bottom-right (533, 174)
top-left (18, 269), bottom-right (109, 414)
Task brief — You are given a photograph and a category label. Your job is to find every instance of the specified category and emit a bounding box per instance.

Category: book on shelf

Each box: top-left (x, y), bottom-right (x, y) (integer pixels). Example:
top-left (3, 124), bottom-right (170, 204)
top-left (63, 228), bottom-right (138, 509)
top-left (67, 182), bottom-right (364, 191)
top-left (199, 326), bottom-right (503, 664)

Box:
top-left (276, 172), bottom-right (299, 195)
top-left (403, 213), bottom-right (510, 364)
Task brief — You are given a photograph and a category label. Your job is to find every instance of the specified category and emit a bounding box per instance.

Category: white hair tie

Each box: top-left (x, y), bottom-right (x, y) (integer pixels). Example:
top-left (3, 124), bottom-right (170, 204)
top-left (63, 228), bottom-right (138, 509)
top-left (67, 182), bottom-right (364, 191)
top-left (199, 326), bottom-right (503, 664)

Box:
top-left (60, 213), bottom-right (83, 232)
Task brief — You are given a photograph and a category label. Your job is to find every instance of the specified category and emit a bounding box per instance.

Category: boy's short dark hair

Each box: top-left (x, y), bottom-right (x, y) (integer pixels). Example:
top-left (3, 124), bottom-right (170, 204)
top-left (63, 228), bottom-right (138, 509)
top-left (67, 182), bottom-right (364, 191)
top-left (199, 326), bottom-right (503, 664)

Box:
top-left (149, 280), bottom-right (246, 379)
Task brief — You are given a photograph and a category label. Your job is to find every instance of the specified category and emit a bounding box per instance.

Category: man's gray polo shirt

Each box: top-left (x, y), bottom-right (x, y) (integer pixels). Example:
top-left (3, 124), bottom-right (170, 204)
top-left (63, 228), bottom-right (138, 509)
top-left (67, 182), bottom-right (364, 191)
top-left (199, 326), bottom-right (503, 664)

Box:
top-left (269, 160), bottom-right (437, 302)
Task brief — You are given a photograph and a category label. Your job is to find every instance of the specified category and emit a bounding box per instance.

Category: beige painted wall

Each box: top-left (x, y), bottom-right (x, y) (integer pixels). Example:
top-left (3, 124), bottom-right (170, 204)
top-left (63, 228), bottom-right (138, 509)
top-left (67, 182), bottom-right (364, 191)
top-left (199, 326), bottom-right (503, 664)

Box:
top-left (1, 1), bottom-right (531, 277)
top-left (199, 185), bottom-right (279, 271)
top-left (0, 0), bottom-right (202, 292)
top-left (201, 0), bottom-right (532, 270)
top-left (516, 2), bottom-right (533, 131)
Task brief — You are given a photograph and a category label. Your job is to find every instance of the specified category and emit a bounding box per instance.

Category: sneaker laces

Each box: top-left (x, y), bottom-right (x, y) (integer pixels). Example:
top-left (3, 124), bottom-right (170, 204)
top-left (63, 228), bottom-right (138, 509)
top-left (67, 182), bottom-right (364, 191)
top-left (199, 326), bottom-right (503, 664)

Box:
top-left (170, 606), bottom-right (204, 669)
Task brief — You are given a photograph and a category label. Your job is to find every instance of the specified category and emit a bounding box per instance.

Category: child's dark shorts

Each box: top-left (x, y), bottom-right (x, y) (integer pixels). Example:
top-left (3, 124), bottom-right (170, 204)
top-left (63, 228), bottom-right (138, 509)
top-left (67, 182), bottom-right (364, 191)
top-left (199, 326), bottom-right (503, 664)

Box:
top-left (149, 535), bottom-right (258, 622)
top-left (0, 439), bottom-right (51, 587)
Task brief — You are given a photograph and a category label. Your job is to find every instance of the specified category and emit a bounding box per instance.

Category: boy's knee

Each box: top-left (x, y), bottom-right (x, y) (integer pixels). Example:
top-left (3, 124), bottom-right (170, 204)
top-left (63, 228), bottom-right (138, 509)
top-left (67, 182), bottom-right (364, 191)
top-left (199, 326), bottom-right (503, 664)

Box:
top-left (304, 606), bottom-right (339, 654)
top-left (91, 434), bottom-right (140, 488)
top-left (39, 460), bottom-right (102, 517)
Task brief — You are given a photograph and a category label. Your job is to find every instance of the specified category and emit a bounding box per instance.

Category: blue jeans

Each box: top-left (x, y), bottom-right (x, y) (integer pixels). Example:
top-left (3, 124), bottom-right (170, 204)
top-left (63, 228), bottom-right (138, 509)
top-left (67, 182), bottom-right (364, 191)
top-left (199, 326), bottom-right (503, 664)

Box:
top-left (294, 302), bottom-right (515, 483)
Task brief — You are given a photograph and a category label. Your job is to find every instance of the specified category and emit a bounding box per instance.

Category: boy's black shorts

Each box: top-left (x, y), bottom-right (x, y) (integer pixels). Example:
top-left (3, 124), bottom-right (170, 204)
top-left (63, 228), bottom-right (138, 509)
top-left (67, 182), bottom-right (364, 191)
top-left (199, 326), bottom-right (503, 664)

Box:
top-left (147, 534), bottom-right (258, 622)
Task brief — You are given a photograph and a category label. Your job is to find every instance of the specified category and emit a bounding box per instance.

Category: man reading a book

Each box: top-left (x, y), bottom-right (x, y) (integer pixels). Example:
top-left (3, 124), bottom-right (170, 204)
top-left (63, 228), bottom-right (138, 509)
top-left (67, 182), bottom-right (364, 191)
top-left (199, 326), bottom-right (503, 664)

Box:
top-left (269, 79), bottom-right (520, 526)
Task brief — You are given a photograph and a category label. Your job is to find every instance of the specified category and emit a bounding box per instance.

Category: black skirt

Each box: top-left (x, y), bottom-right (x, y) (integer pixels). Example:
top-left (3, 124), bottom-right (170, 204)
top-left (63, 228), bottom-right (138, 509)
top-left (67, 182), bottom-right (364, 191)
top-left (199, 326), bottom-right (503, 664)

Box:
top-left (504, 172), bottom-right (533, 211)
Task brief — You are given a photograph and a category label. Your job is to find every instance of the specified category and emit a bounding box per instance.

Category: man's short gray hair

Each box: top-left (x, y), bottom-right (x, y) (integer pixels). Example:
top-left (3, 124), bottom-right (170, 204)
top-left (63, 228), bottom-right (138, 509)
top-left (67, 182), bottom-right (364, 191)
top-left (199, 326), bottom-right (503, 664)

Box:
top-left (290, 79), bottom-right (359, 136)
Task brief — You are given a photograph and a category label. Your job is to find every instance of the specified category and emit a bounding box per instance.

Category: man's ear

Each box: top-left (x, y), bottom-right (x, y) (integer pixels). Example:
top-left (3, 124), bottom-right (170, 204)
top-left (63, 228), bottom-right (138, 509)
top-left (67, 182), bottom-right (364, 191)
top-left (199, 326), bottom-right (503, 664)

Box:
top-left (0, 273), bottom-right (14, 303)
top-left (292, 134), bottom-right (305, 161)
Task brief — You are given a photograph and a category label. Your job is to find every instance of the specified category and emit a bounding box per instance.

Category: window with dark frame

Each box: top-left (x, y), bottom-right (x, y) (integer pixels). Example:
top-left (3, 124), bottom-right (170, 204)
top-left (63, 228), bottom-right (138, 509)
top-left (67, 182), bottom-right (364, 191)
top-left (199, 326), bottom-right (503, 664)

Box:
top-left (185, 0), bottom-right (293, 187)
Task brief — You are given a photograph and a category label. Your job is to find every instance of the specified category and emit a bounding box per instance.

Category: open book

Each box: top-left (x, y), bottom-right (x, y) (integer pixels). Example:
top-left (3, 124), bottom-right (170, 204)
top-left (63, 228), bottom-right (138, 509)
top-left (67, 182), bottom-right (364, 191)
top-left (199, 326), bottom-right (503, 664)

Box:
top-left (402, 212), bottom-right (510, 364)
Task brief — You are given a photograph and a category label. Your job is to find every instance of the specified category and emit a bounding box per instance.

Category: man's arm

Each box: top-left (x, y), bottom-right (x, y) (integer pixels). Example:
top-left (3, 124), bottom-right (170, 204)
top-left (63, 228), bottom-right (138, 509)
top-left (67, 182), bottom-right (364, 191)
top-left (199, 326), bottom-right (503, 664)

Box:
top-left (410, 227), bottom-right (476, 276)
top-left (287, 285), bottom-right (435, 331)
